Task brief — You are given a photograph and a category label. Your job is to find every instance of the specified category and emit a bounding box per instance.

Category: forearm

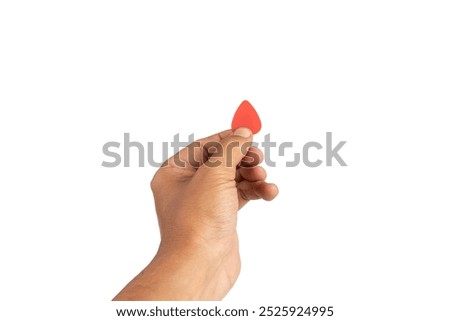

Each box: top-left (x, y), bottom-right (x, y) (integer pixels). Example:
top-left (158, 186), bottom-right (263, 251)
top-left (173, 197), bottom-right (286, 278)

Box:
top-left (113, 246), bottom-right (225, 301)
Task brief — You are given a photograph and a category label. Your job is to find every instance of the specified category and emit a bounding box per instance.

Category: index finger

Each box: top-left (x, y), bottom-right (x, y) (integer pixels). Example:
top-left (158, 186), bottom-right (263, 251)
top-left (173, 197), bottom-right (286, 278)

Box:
top-left (163, 130), bottom-right (233, 170)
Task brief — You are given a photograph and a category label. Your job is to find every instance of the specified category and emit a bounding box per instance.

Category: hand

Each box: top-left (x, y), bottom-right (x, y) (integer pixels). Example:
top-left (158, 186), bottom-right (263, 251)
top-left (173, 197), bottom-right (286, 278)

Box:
top-left (113, 128), bottom-right (278, 301)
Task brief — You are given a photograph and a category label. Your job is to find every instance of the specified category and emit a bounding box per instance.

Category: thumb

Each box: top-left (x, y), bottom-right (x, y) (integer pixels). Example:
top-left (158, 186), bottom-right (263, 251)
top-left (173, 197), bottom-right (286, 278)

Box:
top-left (204, 127), bottom-right (253, 175)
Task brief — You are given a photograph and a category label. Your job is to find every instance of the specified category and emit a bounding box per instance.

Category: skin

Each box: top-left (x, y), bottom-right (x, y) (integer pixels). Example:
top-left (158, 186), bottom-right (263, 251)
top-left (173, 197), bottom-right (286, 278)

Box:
top-left (113, 128), bottom-right (278, 301)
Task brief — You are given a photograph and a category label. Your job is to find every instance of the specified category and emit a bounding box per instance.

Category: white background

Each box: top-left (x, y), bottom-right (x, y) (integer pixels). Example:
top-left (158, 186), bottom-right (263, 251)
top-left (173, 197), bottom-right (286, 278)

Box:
top-left (1, 1), bottom-right (449, 320)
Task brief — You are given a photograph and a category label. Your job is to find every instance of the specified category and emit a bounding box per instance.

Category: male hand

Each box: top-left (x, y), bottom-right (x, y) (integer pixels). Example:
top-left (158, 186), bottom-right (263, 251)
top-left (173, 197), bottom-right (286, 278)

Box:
top-left (114, 128), bottom-right (278, 301)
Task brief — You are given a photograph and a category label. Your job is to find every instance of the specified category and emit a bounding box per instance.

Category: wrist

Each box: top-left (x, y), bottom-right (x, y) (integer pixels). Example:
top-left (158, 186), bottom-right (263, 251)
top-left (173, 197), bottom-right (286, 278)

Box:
top-left (114, 242), bottom-right (229, 301)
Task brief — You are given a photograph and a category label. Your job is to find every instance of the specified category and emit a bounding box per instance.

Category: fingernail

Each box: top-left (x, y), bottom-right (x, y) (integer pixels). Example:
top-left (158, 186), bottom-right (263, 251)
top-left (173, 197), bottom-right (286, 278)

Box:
top-left (233, 127), bottom-right (252, 138)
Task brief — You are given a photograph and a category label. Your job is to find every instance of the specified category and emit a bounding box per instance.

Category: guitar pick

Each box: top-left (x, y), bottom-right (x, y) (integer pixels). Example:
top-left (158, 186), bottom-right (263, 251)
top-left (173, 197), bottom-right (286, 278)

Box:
top-left (231, 100), bottom-right (262, 134)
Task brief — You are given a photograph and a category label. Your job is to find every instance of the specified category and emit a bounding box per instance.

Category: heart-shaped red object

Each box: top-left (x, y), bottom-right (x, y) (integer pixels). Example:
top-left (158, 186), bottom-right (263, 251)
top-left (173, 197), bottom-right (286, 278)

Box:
top-left (231, 100), bottom-right (262, 134)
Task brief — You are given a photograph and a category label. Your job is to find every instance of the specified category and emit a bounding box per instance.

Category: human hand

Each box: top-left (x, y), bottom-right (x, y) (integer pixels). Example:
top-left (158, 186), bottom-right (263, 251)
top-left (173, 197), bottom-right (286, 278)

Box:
top-left (113, 128), bottom-right (278, 301)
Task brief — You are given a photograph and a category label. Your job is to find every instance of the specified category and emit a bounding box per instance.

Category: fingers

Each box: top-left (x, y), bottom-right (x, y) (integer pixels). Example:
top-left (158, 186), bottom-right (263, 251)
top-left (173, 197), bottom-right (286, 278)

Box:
top-left (235, 146), bottom-right (265, 182)
top-left (164, 130), bottom-right (233, 169)
top-left (204, 128), bottom-right (254, 174)
top-left (164, 128), bottom-right (260, 173)
top-left (239, 146), bottom-right (263, 168)
top-left (237, 180), bottom-right (279, 209)
top-left (236, 166), bottom-right (267, 183)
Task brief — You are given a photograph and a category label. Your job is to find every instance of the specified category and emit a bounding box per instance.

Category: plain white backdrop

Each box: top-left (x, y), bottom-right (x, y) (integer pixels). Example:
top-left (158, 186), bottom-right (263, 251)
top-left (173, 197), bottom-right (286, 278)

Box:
top-left (1, 1), bottom-right (449, 320)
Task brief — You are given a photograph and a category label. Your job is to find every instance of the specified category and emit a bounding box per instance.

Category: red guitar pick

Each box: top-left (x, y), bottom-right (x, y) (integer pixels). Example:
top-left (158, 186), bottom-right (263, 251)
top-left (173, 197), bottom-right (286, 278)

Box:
top-left (231, 100), bottom-right (262, 134)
